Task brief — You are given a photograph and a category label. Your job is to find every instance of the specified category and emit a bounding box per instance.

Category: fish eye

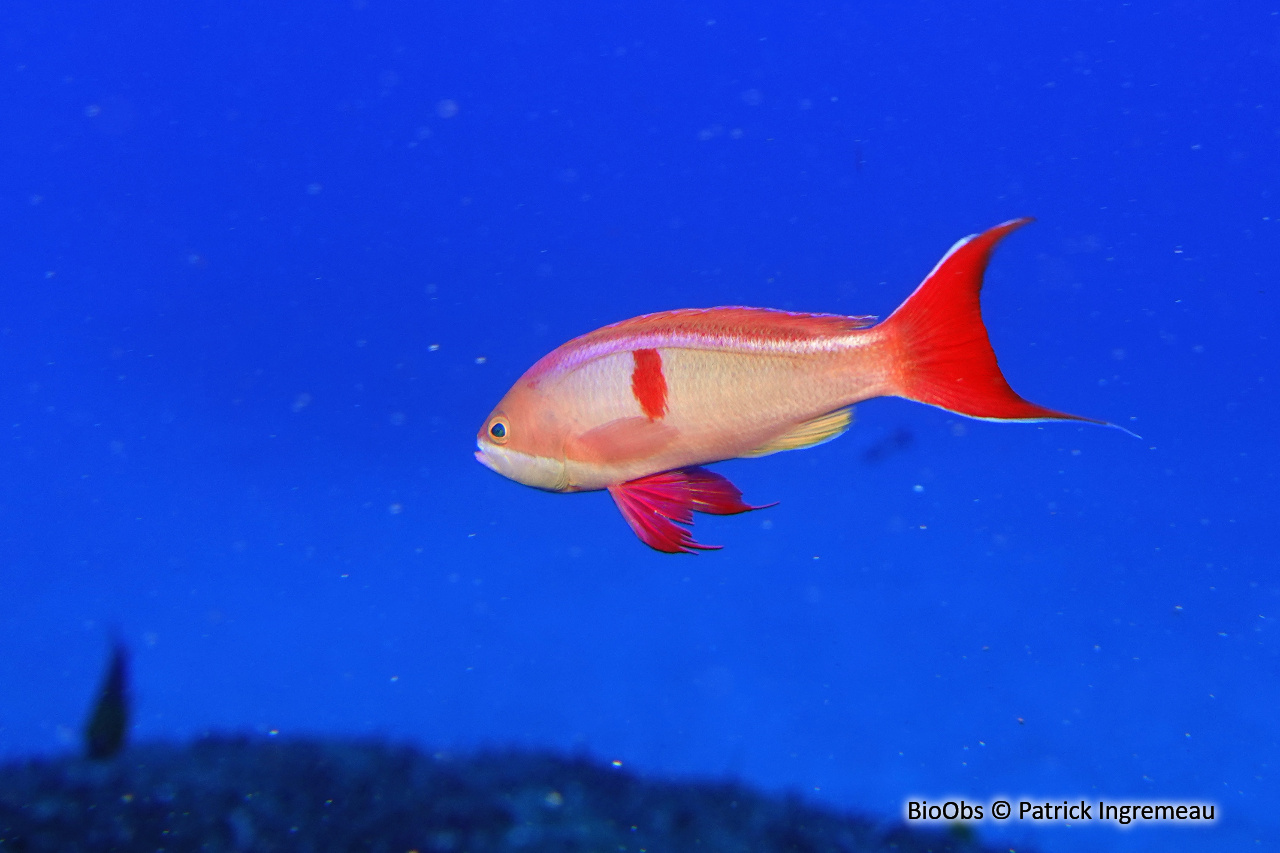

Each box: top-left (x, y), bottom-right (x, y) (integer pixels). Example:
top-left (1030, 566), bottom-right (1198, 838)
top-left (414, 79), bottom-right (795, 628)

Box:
top-left (488, 417), bottom-right (509, 443)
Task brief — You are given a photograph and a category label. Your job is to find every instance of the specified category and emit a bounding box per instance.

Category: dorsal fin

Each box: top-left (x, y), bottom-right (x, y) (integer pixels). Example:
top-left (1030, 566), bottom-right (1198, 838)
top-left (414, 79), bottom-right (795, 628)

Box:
top-left (590, 306), bottom-right (876, 344)
top-left (742, 407), bottom-right (853, 458)
top-left (524, 307), bottom-right (878, 386)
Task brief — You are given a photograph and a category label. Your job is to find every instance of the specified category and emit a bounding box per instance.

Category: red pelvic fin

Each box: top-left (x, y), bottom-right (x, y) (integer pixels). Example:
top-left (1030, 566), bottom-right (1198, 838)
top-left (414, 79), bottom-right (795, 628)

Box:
top-left (607, 467), bottom-right (770, 554)
top-left (882, 219), bottom-right (1102, 424)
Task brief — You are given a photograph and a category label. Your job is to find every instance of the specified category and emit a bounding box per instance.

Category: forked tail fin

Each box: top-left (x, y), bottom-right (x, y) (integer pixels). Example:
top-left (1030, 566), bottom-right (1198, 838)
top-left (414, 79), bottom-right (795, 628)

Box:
top-left (880, 218), bottom-right (1101, 424)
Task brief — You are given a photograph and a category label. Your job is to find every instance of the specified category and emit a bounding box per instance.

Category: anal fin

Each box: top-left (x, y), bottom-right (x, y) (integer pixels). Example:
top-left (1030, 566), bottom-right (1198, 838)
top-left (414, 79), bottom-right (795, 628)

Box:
top-left (742, 407), bottom-right (853, 458)
top-left (607, 467), bottom-right (771, 554)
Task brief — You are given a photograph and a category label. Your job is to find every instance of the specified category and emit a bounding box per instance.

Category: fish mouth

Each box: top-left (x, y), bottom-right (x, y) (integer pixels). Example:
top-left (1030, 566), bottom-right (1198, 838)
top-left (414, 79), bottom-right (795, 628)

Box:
top-left (473, 439), bottom-right (569, 491)
top-left (474, 442), bottom-right (498, 472)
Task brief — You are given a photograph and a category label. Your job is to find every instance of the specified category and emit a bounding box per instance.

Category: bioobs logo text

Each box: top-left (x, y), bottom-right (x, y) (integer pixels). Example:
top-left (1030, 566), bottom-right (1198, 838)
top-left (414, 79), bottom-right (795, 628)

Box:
top-left (906, 800), bottom-right (986, 821)
top-left (904, 797), bottom-right (1217, 827)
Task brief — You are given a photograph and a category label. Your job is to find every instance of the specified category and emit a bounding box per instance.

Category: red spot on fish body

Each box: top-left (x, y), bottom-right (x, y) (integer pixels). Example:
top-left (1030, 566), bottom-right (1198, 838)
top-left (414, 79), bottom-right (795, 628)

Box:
top-left (630, 348), bottom-right (668, 420)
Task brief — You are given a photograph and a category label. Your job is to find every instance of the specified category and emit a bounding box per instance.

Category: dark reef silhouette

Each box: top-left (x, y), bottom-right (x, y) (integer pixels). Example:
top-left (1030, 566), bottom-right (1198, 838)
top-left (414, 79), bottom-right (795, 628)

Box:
top-left (0, 736), bottom-right (1024, 852)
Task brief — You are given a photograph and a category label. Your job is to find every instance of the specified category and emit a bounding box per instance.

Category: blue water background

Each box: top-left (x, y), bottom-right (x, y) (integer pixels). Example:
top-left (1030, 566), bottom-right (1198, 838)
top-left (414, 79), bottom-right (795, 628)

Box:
top-left (1, 2), bottom-right (1275, 851)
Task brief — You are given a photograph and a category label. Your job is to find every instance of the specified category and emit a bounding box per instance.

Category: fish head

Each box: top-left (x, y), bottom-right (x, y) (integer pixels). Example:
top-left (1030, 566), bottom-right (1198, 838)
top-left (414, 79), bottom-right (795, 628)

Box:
top-left (475, 383), bottom-right (571, 492)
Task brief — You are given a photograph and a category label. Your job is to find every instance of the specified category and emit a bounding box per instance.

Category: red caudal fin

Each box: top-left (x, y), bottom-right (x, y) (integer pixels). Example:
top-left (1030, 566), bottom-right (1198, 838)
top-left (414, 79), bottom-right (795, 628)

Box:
top-left (607, 467), bottom-right (771, 554)
top-left (881, 219), bottom-right (1102, 424)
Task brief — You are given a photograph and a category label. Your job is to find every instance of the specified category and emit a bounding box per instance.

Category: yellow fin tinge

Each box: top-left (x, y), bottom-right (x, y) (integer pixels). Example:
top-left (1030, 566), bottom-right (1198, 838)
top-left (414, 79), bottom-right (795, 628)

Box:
top-left (741, 407), bottom-right (853, 458)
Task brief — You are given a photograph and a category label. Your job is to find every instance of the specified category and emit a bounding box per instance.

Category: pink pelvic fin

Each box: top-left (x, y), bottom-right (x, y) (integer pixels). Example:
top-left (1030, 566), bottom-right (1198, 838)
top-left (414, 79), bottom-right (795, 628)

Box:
top-left (607, 467), bottom-right (770, 554)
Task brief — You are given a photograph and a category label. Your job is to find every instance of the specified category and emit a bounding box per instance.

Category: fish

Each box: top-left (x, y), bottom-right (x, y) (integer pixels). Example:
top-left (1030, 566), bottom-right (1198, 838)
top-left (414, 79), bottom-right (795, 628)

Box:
top-left (84, 639), bottom-right (131, 760)
top-left (861, 426), bottom-right (915, 464)
top-left (475, 218), bottom-right (1103, 553)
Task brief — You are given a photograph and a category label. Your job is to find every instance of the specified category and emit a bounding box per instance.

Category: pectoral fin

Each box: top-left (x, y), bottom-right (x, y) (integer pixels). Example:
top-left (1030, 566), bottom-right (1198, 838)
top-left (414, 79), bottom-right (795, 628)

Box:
top-left (741, 407), bottom-right (853, 458)
top-left (567, 417), bottom-right (678, 465)
top-left (607, 467), bottom-right (772, 554)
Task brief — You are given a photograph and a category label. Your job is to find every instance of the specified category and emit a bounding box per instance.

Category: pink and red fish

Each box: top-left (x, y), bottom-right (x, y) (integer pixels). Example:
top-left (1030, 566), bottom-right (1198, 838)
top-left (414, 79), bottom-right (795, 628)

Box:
top-left (475, 219), bottom-right (1100, 553)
